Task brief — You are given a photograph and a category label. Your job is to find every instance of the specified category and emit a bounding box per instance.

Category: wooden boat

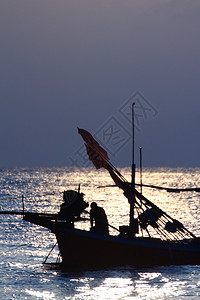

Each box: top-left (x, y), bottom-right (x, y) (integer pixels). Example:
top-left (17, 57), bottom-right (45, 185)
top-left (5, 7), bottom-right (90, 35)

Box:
top-left (22, 188), bottom-right (200, 268)
top-left (1, 103), bottom-right (200, 269)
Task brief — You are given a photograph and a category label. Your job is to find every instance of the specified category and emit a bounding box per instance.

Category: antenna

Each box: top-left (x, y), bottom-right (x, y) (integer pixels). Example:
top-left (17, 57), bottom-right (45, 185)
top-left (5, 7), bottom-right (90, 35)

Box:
top-left (131, 102), bottom-right (135, 187)
top-left (130, 102), bottom-right (136, 229)
top-left (140, 147), bottom-right (142, 194)
top-left (22, 195), bottom-right (25, 215)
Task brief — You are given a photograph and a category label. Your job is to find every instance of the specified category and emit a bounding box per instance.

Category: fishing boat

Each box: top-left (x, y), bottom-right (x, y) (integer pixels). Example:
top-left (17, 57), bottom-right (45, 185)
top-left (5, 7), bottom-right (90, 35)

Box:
top-left (1, 103), bottom-right (200, 269)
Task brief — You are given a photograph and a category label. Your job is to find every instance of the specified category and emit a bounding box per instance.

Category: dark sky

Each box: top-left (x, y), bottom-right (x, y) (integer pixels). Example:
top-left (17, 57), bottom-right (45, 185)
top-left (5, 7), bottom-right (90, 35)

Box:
top-left (1, 0), bottom-right (200, 168)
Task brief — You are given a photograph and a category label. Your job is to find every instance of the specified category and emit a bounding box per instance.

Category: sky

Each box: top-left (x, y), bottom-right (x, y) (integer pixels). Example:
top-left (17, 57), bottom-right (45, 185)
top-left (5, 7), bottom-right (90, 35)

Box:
top-left (1, 0), bottom-right (200, 168)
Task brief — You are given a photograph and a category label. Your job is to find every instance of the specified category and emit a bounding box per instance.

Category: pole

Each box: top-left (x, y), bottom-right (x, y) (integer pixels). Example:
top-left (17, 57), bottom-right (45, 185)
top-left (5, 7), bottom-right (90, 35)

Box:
top-left (132, 102), bottom-right (135, 186)
top-left (130, 102), bottom-right (136, 229)
top-left (43, 242), bottom-right (58, 264)
top-left (22, 195), bottom-right (25, 215)
top-left (140, 147), bottom-right (142, 194)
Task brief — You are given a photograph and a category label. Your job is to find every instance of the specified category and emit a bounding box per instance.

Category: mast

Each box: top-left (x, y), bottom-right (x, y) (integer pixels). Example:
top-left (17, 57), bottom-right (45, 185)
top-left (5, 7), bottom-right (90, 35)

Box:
top-left (140, 147), bottom-right (142, 194)
top-left (130, 102), bottom-right (136, 228)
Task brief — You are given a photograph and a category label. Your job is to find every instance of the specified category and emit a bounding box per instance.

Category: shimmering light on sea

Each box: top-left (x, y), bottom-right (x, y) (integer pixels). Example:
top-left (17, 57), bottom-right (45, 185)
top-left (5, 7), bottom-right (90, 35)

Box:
top-left (1, 167), bottom-right (200, 299)
top-left (26, 289), bottom-right (56, 299)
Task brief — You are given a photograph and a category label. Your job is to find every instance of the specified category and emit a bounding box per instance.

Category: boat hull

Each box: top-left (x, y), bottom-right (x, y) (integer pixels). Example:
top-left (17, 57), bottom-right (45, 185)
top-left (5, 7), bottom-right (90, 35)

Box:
top-left (55, 227), bottom-right (200, 269)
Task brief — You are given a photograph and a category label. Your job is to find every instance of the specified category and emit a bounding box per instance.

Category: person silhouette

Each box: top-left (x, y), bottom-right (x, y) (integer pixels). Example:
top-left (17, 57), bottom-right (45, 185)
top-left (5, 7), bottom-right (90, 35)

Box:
top-left (90, 202), bottom-right (109, 234)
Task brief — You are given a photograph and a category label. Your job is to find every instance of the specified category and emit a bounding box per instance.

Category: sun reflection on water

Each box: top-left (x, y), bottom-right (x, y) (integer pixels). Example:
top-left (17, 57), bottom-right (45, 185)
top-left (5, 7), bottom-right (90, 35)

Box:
top-left (26, 289), bottom-right (56, 299)
top-left (1, 167), bottom-right (200, 299)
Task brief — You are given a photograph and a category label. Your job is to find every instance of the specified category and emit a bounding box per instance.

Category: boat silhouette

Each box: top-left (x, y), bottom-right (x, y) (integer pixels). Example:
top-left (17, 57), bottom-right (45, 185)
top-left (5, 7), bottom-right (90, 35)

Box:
top-left (1, 103), bottom-right (200, 269)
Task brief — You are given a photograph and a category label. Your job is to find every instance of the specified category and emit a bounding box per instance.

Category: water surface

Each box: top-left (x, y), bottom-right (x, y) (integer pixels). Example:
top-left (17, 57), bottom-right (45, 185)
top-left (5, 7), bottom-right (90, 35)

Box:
top-left (1, 167), bottom-right (200, 299)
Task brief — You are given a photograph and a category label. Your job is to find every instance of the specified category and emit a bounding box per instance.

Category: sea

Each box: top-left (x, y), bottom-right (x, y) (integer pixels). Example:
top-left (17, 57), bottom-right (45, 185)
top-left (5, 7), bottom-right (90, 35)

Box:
top-left (0, 167), bottom-right (200, 299)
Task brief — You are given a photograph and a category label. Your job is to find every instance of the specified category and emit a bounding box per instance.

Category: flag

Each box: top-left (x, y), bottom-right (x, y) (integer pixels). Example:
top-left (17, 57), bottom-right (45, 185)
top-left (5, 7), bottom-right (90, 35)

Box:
top-left (85, 144), bottom-right (106, 169)
top-left (78, 128), bottom-right (134, 203)
top-left (78, 128), bottom-right (109, 169)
